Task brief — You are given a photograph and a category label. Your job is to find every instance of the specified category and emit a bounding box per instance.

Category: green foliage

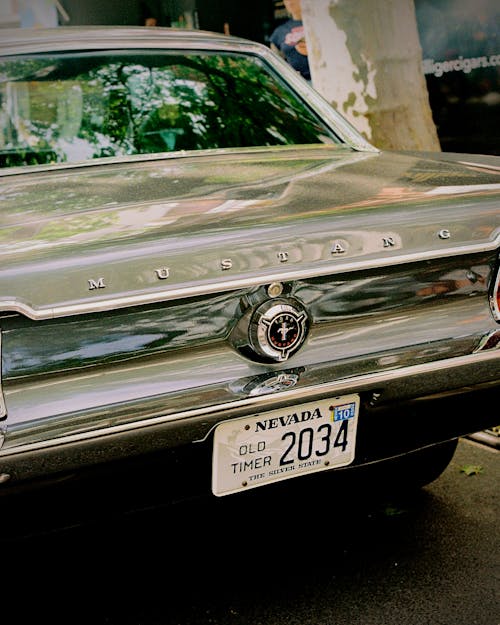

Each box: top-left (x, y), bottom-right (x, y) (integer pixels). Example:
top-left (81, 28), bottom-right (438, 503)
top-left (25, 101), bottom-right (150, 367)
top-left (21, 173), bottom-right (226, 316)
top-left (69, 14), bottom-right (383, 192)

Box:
top-left (460, 464), bottom-right (484, 476)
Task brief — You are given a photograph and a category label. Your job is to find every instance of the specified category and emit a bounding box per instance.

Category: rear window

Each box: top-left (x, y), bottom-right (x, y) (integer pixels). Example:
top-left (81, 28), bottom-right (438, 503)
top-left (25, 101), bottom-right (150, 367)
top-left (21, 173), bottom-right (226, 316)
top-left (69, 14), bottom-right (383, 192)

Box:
top-left (0, 50), bottom-right (340, 168)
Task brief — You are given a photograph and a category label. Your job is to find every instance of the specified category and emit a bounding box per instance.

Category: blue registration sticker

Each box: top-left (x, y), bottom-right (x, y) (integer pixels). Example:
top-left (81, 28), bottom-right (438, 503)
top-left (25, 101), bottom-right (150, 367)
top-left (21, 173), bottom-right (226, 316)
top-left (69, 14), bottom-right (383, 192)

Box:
top-left (330, 402), bottom-right (356, 422)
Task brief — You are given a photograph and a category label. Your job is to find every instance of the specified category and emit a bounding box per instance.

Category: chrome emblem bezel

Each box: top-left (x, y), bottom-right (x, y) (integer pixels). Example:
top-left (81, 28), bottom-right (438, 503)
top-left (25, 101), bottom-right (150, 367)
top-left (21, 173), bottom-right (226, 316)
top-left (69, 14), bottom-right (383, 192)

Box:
top-left (249, 299), bottom-right (309, 362)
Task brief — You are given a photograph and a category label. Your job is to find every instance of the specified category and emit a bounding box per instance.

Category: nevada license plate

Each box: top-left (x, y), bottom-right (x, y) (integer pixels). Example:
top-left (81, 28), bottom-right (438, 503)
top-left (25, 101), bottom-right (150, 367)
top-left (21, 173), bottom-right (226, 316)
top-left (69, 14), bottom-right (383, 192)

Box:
top-left (212, 394), bottom-right (359, 496)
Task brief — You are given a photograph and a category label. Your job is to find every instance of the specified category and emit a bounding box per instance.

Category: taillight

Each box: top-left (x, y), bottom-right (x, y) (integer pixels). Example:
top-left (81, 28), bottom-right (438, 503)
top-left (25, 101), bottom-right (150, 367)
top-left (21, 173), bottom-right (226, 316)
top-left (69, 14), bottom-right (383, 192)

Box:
top-left (491, 263), bottom-right (500, 321)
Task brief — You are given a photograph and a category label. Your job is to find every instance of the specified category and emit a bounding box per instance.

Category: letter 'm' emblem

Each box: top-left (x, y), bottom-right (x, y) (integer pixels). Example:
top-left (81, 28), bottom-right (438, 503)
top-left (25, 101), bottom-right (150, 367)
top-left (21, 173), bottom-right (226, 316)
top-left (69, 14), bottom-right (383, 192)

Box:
top-left (88, 278), bottom-right (106, 290)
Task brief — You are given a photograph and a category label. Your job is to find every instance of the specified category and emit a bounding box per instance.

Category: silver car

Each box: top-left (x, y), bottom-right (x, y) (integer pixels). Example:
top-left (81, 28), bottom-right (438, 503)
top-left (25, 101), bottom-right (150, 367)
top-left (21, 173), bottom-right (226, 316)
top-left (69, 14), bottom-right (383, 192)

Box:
top-left (0, 26), bottom-right (498, 504)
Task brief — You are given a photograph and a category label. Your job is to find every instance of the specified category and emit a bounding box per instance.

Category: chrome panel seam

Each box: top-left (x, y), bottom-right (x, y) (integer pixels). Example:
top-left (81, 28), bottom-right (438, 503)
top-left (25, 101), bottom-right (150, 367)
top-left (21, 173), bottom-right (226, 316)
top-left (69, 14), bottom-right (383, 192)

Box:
top-left (2, 237), bottom-right (499, 320)
top-left (1, 349), bottom-right (498, 456)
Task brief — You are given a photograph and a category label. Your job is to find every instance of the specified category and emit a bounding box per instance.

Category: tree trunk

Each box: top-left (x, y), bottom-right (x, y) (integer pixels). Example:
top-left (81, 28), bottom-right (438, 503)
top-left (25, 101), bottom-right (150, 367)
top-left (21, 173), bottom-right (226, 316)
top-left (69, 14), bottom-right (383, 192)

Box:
top-left (302, 0), bottom-right (441, 151)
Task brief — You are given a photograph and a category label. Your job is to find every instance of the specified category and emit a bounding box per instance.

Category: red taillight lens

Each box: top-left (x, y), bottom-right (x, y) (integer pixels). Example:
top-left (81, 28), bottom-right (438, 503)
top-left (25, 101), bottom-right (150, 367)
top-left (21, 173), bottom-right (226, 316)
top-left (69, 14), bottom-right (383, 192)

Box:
top-left (492, 265), bottom-right (500, 321)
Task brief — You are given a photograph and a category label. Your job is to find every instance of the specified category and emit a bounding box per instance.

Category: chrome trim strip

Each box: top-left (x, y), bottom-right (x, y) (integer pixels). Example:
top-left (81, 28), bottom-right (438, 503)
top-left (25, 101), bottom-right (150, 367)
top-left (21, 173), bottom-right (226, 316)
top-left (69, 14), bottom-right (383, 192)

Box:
top-left (0, 143), bottom-right (350, 177)
top-left (459, 160), bottom-right (500, 172)
top-left (2, 236), bottom-right (499, 320)
top-left (1, 349), bottom-right (498, 456)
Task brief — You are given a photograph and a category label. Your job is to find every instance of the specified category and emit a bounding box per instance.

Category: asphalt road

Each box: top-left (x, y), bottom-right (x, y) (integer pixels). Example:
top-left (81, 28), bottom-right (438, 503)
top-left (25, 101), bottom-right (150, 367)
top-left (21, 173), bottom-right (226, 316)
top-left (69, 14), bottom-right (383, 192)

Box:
top-left (2, 437), bottom-right (498, 625)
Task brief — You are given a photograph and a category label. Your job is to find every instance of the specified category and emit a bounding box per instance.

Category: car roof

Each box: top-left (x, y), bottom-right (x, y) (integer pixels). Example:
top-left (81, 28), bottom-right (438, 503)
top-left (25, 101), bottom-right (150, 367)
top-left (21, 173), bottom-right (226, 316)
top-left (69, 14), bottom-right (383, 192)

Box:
top-left (0, 25), bottom-right (261, 56)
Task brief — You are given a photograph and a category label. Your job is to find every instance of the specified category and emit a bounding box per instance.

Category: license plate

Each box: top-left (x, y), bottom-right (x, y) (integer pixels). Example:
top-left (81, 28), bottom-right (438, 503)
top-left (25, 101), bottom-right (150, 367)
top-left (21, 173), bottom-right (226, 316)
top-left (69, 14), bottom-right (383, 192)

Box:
top-left (212, 394), bottom-right (359, 496)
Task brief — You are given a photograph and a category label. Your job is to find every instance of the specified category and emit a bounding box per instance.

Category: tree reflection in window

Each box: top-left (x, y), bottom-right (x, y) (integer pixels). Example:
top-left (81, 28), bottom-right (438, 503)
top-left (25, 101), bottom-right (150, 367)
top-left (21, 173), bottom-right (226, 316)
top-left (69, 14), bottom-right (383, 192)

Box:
top-left (0, 50), bottom-right (340, 168)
